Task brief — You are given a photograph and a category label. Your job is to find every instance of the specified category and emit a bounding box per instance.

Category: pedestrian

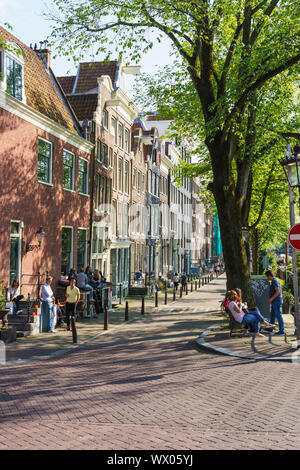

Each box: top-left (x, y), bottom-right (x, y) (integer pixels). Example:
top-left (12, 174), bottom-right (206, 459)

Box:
top-left (65, 277), bottom-right (80, 331)
top-left (227, 290), bottom-right (274, 337)
top-left (173, 272), bottom-right (179, 290)
top-left (41, 276), bottom-right (56, 333)
top-left (266, 269), bottom-right (285, 335)
top-left (68, 268), bottom-right (77, 281)
top-left (180, 273), bottom-right (187, 288)
top-left (7, 279), bottom-right (24, 314)
top-left (76, 267), bottom-right (93, 315)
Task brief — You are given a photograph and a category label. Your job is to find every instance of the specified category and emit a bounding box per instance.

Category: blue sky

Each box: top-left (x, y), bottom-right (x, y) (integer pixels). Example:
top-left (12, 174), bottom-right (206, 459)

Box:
top-left (0, 0), bottom-right (174, 83)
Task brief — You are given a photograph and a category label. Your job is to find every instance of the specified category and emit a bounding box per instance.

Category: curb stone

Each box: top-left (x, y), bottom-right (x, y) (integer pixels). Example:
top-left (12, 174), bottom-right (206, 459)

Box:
top-left (196, 324), bottom-right (298, 362)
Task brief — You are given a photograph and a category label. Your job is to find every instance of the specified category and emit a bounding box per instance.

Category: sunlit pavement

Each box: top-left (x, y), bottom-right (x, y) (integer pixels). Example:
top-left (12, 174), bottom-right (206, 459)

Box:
top-left (1, 275), bottom-right (300, 450)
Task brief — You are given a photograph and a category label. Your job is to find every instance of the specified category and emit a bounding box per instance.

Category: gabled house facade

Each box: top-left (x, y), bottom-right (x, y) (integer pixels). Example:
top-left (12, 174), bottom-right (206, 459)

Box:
top-left (0, 28), bottom-right (93, 297)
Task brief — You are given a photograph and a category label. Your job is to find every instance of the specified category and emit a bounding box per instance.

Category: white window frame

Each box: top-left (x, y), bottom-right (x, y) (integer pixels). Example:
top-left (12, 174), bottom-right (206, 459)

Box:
top-left (1, 42), bottom-right (26, 103)
top-left (77, 227), bottom-right (88, 269)
top-left (78, 157), bottom-right (89, 196)
top-left (37, 137), bottom-right (53, 186)
top-left (62, 148), bottom-right (75, 192)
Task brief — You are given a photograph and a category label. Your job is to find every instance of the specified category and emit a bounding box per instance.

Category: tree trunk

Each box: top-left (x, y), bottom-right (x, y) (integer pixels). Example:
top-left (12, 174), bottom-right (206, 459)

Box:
top-left (251, 228), bottom-right (259, 275)
top-left (208, 142), bottom-right (256, 306)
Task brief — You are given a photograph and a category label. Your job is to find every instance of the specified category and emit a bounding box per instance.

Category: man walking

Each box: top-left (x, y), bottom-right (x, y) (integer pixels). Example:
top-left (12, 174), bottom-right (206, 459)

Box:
top-left (41, 276), bottom-right (56, 333)
top-left (65, 277), bottom-right (80, 331)
top-left (266, 270), bottom-right (285, 335)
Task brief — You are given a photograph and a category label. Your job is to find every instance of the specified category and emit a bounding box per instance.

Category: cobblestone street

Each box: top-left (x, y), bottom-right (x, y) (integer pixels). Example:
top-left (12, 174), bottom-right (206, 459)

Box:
top-left (1, 276), bottom-right (300, 450)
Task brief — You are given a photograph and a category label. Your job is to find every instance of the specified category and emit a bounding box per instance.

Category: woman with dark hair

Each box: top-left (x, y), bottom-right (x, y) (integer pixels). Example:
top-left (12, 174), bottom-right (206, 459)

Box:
top-left (227, 290), bottom-right (274, 337)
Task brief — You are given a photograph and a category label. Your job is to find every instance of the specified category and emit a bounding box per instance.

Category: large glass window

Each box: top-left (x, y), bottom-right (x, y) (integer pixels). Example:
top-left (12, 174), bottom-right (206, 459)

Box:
top-left (6, 56), bottom-right (22, 101)
top-left (96, 140), bottom-right (101, 162)
top-left (113, 153), bottom-right (117, 189)
top-left (61, 227), bottom-right (73, 276)
top-left (124, 161), bottom-right (129, 194)
top-left (118, 123), bottom-right (124, 148)
top-left (102, 143), bottom-right (108, 167)
top-left (118, 157), bottom-right (123, 192)
top-left (125, 129), bottom-right (130, 153)
top-left (63, 149), bottom-right (74, 190)
top-left (77, 229), bottom-right (87, 269)
top-left (38, 138), bottom-right (52, 184)
top-left (133, 168), bottom-right (137, 188)
top-left (111, 117), bottom-right (117, 144)
top-left (103, 110), bottom-right (108, 129)
top-left (78, 158), bottom-right (88, 195)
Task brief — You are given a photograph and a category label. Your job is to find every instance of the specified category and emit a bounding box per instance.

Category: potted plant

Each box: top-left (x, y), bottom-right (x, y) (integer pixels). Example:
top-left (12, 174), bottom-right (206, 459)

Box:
top-left (0, 279), bottom-right (9, 326)
top-left (282, 290), bottom-right (294, 314)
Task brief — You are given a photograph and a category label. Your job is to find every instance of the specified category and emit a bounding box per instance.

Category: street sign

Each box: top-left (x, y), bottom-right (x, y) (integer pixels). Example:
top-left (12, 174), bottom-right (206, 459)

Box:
top-left (288, 223), bottom-right (300, 250)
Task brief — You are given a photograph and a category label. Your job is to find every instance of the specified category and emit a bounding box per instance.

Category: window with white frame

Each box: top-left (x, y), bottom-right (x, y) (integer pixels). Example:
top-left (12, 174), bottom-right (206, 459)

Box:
top-left (118, 157), bottom-right (123, 192)
top-left (125, 129), bottom-right (130, 153)
top-left (77, 228), bottom-right (88, 269)
top-left (102, 143), bottom-right (108, 167)
top-left (111, 117), bottom-right (117, 144)
top-left (113, 153), bottom-right (117, 189)
top-left (63, 149), bottom-right (74, 191)
top-left (6, 55), bottom-right (23, 101)
top-left (78, 158), bottom-right (88, 195)
top-left (124, 161), bottom-right (129, 194)
top-left (118, 123), bottom-right (124, 148)
top-left (38, 138), bottom-right (52, 184)
top-left (103, 109), bottom-right (108, 129)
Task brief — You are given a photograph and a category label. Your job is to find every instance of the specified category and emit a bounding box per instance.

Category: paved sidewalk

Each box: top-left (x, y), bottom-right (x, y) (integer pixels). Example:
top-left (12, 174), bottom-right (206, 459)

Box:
top-left (2, 277), bottom-right (223, 363)
top-left (3, 275), bottom-right (300, 450)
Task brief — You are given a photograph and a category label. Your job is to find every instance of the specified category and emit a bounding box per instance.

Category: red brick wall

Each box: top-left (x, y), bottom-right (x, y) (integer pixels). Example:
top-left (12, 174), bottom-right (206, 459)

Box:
top-left (0, 108), bottom-right (91, 296)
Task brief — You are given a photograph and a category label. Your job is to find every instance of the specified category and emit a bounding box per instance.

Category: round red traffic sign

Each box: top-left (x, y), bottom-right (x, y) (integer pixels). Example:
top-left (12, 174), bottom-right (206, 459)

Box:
top-left (288, 223), bottom-right (300, 250)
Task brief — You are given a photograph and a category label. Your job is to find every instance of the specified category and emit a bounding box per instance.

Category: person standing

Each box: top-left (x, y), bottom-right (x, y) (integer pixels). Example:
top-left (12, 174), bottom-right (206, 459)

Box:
top-left (76, 267), bottom-right (93, 315)
top-left (173, 272), bottom-right (179, 290)
top-left (266, 270), bottom-right (285, 335)
top-left (41, 276), bottom-right (56, 333)
top-left (65, 277), bottom-right (80, 331)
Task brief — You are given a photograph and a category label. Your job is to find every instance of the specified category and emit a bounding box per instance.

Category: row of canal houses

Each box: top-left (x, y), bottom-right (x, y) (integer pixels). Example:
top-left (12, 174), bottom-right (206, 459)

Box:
top-left (0, 26), bottom-right (220, 299)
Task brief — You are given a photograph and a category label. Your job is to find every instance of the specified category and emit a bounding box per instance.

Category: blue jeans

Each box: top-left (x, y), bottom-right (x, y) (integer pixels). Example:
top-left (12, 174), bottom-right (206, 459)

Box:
top-left (270, 301), bottom-right (284, 333)
top-left (242, 309), bottom-right (265, 333)
top-left (42, 301), bottom-right (54, 332)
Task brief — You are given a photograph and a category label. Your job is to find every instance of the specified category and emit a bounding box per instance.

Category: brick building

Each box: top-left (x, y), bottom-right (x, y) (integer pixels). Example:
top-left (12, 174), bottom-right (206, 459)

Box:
top-left (0, 28), bottom-right (93, 296)
top-left (58, 61), bottom-right (140, 297)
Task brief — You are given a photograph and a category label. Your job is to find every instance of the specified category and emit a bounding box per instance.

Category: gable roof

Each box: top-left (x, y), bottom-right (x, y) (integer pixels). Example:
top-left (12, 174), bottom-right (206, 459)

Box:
top-left (0, 27), bottom-right (78, 133)
top-left (57, 75), bottom-right (76, 95)
top-left (67, 94), bottom-right (98, 121)
top-left (72, 61), bottom-right (118, 94)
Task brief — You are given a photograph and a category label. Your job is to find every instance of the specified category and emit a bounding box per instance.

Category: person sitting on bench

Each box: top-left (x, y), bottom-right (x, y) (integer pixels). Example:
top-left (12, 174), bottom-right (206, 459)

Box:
top-left (227, 290), bottom-right (274, 337)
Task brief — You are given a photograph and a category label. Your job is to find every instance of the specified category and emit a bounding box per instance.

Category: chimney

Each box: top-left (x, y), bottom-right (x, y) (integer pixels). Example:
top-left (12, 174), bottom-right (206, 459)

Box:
top-left (34, 41), bottom-right (51, 69)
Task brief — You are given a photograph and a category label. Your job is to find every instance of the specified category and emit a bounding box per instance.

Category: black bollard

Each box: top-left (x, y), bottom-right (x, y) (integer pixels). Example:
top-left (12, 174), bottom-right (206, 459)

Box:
top-left (155, 291), bottom-right (158, 308)
top-left (180, 286), bottom-right (183, 298)
top-left (186, 284), bottom-right (188, 295)
top-left (141, 297), bottom-right (145, 315)
top-left (173, 287), bottom-right (176, 301)
top-left (125, 301), bottom-right (129, 321)
top-left (104, 307), bottom-right (109, 330)
top-left (191, 282), bottom-right (193, 292)
top-left (165, 289), bottom-right (168, 305)
top-left (71, 315), bottom-right (77, 343)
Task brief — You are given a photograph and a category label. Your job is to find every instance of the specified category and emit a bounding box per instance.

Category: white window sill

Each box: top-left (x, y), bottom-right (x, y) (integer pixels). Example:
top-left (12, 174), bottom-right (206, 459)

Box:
top-left (63, 187), bottom-right (75, 193)
top-left (79, 192), bottom-right (89, 197)
top-left (38, 180), bottom-right (53, 187)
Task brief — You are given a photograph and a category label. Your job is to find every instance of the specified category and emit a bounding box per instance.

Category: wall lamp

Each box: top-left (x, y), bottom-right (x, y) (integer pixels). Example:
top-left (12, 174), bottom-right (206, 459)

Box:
top-left (25, 226), bottom-right (45, 252)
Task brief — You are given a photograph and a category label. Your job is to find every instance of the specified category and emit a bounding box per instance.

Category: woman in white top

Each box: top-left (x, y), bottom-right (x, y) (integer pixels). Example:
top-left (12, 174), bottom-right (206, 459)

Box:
top-left (227, 290), bottom-right (274, 337)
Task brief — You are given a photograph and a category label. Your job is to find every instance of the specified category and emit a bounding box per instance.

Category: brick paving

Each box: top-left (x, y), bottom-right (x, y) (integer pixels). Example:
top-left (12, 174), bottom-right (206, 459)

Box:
top-left (2, 275), bottom-right (300, 450)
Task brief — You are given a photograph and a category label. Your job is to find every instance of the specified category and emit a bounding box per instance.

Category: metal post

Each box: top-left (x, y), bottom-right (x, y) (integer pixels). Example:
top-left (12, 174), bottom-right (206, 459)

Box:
top-left (125, 301), bottom-right (129, 321)
top-left (141, 297), bottom-right (145, 315)
top-left (288, 172), bottom-right (300, 342)
top-left (71, 315), bottom-right (77, 343)
top-left (104, 307), bottom-right (109, 330)
top-left (173, 287), bottom-right (176, 301)
top-left (195, 281), bottom-right (197, 291)
top-left (186, 284), bottom-right (188, 295)
top-left (155, 291), bottom-right (158, 308)
top-left (199, 279), bottom-right (201, 288)
top-left (37, 271), bottom-right (40, 301)
top-left (180, 286), bottom-right (182, 298)
top-left (164, 289), bottom-right (167, 305)
top-left (191, 282), bottom-right (193, 292)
